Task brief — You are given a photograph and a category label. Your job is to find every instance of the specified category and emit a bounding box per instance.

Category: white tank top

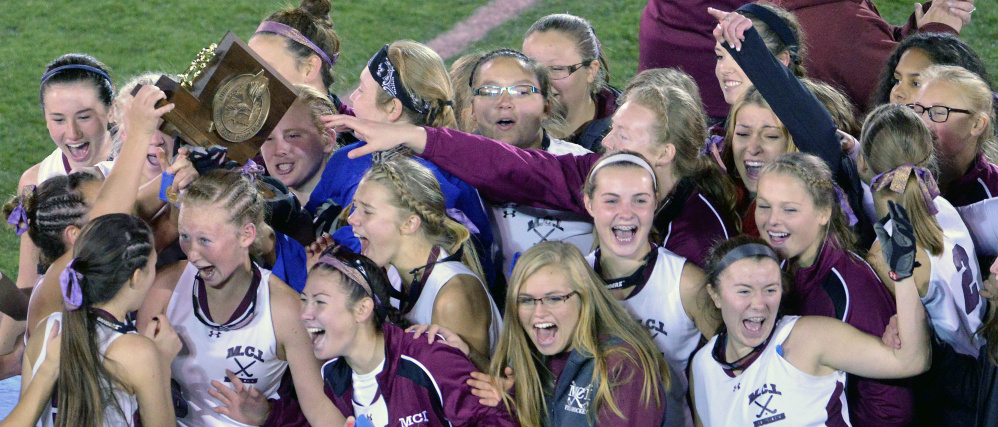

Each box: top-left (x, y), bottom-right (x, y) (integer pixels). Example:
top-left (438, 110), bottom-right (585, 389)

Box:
top-left (32, 312), bottom-right (139, 427)
top-left (168, 263), bottom-right (288, 426)
top-left (490, 138), bottom-right (594, 278)
top-left (36, 149), bottom-right (68, 184)
top-left (692, 316), bottom-right (851, 427)
top-left (922, 197), bottom-right (986, 356)
top-left (586, 247), bottom-right (700, 380)
top-left (389, 250), bottom-right (503, 353)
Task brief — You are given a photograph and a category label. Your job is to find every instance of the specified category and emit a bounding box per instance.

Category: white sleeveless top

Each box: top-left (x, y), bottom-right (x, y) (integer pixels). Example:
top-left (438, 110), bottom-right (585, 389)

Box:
top-left (168, 263), bottom-right (288, 426)
top-left (389, 249), bottom-right (502, 353)
top-left (490, 138), bottom-right (594, 279)
top-left (587, 247), bottom-right (700, 376)
top-left (922, 197), bottom-right (986, 355)
top-left (36, 148), bottom-right (113, 184)
top-left (692, 316), bottom-right (851, 427)
top-left (32, 312), bottom-right (139, 427)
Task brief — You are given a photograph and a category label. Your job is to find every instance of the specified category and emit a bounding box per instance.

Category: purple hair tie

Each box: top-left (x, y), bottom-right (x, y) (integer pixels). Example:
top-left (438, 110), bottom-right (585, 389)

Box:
top-left (255, 21), bottom-right (337, 67)
top-left (833, 185), bottom-right (858, 227)
top-left (239, 159), bottom-right (265, 183)
top-left (446, 208), bottom-right (479, 234)
top-left (59, 259), bottom-right (84, 311)
top-left (871, 164), bottom-right (940, 215)
top-left (703, 135), bottom-right (727, 172)
top-left (6, 185), bottom-right (34, 236)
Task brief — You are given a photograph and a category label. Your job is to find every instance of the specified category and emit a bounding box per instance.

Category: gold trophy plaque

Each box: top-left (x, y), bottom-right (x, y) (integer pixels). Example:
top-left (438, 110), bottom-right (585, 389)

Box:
top-left (139, 31), bottom-right (296, 164)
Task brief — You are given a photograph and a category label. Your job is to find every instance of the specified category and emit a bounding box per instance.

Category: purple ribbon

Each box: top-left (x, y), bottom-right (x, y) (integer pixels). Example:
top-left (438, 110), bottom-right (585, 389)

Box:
top-left (240, 159), bottom-right (265, 183)
top-left (871, 164), bottom-right (940, 215)
top-left (702, 135), bottom-right (727, 172)
top-left (255, 21), bottom-right (337, 67)
top-left (59, 259), bottom-right (84, 311)
top-left (833, 185), bottom-right (858, 227)
top-left (6, 185), bottom-right (34, 236)
top-left (446, 208), bottom-right (479, 234)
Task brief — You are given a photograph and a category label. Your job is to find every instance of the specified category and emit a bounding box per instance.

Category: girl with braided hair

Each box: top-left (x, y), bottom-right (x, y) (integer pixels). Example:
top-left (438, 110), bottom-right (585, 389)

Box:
top-left (347, 158), bottom-right (502, 371)
top-left (755, 152), bottom-right (914, 425)
top-left (302, 246), bottom-right (514, 426)
top-left (138, 168), bottom-right (341, 427)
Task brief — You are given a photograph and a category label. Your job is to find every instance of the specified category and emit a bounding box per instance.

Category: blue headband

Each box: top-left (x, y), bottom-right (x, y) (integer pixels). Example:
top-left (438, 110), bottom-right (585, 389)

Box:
top-left (737, 4), bottom-right (798, 51)
top-left (41, 64), bottom-right (112, 87)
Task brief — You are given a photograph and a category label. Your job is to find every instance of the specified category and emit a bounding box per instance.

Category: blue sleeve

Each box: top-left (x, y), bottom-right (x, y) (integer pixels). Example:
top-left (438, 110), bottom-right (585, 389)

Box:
top-left (724, 27), bottom-right (842, 177)
top-left (271, 232), bottom-right (308, 293)
top-left (305, 141), bottom-right (372, 214)
top-left (331, 225), bottom-right (363, 253)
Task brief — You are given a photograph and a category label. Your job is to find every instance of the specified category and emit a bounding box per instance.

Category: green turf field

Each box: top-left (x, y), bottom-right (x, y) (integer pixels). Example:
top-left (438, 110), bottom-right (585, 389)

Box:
top-left (0, 0), bottom-right (994, 276)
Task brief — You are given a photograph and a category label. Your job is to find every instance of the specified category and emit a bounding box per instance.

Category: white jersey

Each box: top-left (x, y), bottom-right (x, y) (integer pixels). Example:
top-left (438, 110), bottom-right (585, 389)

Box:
top-left (389, 250), bottom-right (502, 353)
top-left (168, 263), bottom-right (289, 426)
top-left (956, 197), bottom-right (998, 257)
top-left (922, 197), bottom-right (986, 355)
top-left (32, 313), bottom-right (139, 427)
top-left (692, 316), bottom-right (851, 427)
top-left (586, 247), bottom-right (700, 380)
top-left (36, 148), bottom-right (113, 184)
top-left (490, 138), bottom-right (594, 278)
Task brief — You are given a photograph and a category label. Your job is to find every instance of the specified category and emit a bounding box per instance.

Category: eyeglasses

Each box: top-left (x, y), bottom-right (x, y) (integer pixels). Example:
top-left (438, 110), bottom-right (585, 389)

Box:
top-left (546, 61), bottom-right (592, 80)
top-left (907, 103), bottom-right (973, 123)
top-left (473, 84), bottom-right (541, 98)
top-left (517, 291), bottom-right (578, 308)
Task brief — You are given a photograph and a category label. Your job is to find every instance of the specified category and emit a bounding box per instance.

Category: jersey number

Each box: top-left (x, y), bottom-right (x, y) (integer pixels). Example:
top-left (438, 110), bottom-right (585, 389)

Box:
top-left (953, 244), bottom-right (980, 314)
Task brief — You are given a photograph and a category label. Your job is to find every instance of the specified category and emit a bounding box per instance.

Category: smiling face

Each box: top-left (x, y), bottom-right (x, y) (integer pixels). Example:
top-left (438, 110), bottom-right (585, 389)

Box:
top-left (347, 179), bottom-right (405, 267)
top-left (755, 172), bottom-right (829, 266)
top-left (913, 80), bottom-right (982, 176)
top-left (300, 269), bottom-right (364, 360)
top-left (732, 104), bottom-right (790, 193)
top-left (472, 57), bottom-right (547, 149)
top-left (890, 48), bottom-right (934, 105)
top-left (178, 202), bottom-right (253, 288)
top-left (715, 42), bottom-right (751, 105)
top-left (517, 264), bottom-right (581, 355)
top-left (43, 82), bottom-right (111, 170)
top-left (601, 102), bottom-right (658, 161)
top-left (710, 257), bottom-right (783, 356)
top-left (585, 165), bottom-right (656, 261)
top-left (522, 30), bottom-right (595, 116)
top-left (261, 99), bottom-right (334, 195)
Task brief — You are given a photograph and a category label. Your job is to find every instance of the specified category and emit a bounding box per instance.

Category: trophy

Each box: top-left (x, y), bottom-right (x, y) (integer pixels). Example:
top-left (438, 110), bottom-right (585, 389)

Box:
top-left (137, 31), bottom-right (296, 164)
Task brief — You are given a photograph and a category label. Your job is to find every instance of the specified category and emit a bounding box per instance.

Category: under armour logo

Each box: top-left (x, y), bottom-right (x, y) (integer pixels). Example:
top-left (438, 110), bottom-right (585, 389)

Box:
top-left (208, 330), bottom-right (222, 338)
top-left (502, 209), bottom-right (516, 218)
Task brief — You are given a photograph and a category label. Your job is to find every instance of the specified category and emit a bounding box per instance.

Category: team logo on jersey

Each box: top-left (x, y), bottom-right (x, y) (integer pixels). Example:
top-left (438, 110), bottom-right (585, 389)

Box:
top-left (225, 345), bottom-right (265, 384)
top-left (399, 411), bottom-right (428, 427)
top-left (527, 217), bottom-right (564, 242)
top-left (502, 208), bottom-right (516, 218)
top-left (208, 330), bottom-right (222, 338)
top-left (564, 381), bottom-right (592, 415)
top-left (642, 318), bottom-right (668, 339)
top-left (748, 383), bottom-right (785, 426)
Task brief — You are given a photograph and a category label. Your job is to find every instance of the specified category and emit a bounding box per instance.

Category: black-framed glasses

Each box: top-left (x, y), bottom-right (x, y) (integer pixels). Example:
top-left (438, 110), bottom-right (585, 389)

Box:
top-left (907, 103), bottom-right (973, 123)
top-left (517, 291), bottom-right (578, 308)
top-left (473, 84), bottom-right (541, 98)
top-left (546, 61), bottom-right (592, 80)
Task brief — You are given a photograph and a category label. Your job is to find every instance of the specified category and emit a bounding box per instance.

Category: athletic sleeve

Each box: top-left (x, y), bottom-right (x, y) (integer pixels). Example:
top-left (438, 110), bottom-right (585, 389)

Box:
top-left (956, 198), bottom-right (998, 257)
top-left (416, 343), bottom-right (517, 426)
top-left (723, 27), bottom-right (842, 177)
top-left (596, 348), bottom-right (667, 426)
top-left (421, 127), bottom-right (602, 215)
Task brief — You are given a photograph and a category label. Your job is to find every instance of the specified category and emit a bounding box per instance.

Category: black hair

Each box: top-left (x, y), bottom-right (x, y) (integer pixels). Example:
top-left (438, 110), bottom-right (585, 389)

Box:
top-left (309, 247), bottom-right (411, 329)
top-left (40, 53), bottom-right (114, 109)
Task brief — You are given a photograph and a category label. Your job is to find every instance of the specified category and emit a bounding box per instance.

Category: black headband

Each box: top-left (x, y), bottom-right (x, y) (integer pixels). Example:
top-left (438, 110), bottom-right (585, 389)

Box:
top-left (367, 44), bottom-right (430, 115)
top-left (715, 243), bottom-right (780, 275)
top-left (737, 4), bottom-right (798, 50)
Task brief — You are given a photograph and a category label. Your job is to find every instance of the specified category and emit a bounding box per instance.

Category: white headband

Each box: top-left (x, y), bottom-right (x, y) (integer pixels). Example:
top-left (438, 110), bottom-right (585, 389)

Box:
top-left (588, 153), bottom-right (658, 191)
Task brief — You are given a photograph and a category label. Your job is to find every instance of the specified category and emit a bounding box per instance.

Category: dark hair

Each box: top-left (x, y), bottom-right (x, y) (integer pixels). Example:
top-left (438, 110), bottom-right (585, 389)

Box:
top-left (3, 171), bottom-right (102, 270)
top-left (40, 53), bottom-right (114, 109)
top-left (525, 14), bottom-right (611, 94)
top-left (261, 0), bottom-right (341, 90)
top-left (469, 49), bottom-right (554, 101)
top-left (309, 247), bottom-right (410, 329)
top-left (737, 3), bottom-right (807, 77)
top-left (56, 214), bottom-right (154, 427)
top-left (703, 235), bottom-right (789, 335)
top-left (871, 32), bottom-right (993, 107)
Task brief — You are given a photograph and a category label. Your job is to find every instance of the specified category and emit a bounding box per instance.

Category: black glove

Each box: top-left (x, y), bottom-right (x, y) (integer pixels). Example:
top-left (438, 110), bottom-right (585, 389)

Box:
top-left (875, 201), bottom-right (919, 281)
top-left (313, 199), bottom-right (344, 238)
top-left (259, 176), bottom-right (315, 246)
top-left (187, 145), bottom-right (238, 175)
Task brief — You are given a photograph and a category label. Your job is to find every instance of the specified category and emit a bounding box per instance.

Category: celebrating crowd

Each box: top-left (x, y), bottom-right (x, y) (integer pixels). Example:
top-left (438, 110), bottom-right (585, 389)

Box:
top-left (0, 0), bottom-right (995, 425)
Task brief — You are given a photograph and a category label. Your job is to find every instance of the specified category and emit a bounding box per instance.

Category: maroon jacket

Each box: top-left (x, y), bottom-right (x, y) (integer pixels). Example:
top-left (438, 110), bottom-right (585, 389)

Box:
top-left (944, 153), bottom-right (998, 207)
top-left (419, 127), bottom-right (733, 268)
top-left (638, 0), bottom-right (957, 118)
top-left (789, 237), bottom-right (914, 426)
top-left (322, 324), bottom-right (516, 427)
